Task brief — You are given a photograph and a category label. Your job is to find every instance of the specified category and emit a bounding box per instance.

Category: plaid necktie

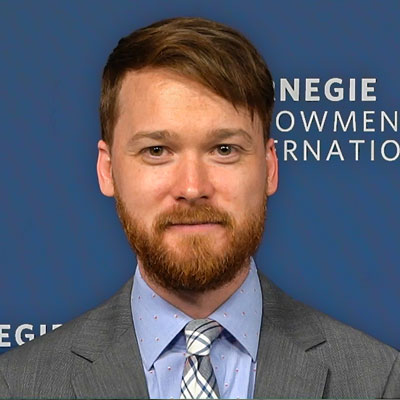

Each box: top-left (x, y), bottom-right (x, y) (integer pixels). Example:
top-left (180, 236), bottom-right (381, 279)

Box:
top-left (180, 319), bottom-right (222, 399)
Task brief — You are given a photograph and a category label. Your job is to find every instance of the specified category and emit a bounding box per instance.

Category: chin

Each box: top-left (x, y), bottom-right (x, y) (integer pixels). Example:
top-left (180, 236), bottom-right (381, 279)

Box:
top-left (163, 231), bottom-right (227, 253)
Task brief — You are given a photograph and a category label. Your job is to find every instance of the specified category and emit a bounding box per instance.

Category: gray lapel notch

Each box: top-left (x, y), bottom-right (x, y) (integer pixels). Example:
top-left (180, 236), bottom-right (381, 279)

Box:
top-left (71, 327), bottom-right (149, 399)
top-left (68, 273), bottom-right (329, 399)
top-left (70, 278), bottom-right (149, 399)
top-left (254, 273), bottom-right (328, 399)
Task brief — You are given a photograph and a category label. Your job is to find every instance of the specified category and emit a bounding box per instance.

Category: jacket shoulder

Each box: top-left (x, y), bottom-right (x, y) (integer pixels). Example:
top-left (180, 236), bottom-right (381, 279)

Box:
top-left (0, 311), bottom-right (88, 399)
top-left (312, 306), bottom-right (399, 397)
top-left (259, 273), bottom-right (399, 397)
top-left (0, 278), bottom-right (133, 399)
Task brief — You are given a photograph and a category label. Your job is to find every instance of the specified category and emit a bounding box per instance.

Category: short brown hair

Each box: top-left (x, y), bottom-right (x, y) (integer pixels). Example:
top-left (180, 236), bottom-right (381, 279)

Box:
top-left (100, 17), bottom-right (274, 146)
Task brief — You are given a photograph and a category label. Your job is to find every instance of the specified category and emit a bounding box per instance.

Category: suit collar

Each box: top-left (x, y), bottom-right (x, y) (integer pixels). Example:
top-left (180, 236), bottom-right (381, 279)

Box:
top-left (70, 278), bottom-right (149, 399)
top-left (258, 272), bottom-right (327, 350)
top-left (254, 272), bottom-right (329, 398)
top-left (69, 272), bottom-right (329, 399)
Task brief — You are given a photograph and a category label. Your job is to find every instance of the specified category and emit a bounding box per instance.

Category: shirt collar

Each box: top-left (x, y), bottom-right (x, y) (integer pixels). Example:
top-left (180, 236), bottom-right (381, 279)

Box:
top-left (131, 258), bottom-right (262, 369)
top-left (209, 258), bottom-right (262, 362)
top-left (131, 267), bottom-right (191, 371)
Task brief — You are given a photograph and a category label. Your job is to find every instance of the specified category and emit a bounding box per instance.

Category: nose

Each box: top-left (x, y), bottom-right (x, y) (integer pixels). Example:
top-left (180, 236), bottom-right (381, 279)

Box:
top-left (171, 154), bottom-right (215, 204)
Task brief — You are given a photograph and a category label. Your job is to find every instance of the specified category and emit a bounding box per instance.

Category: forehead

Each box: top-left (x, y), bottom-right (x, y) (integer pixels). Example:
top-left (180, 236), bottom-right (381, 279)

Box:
top-left (115, 68), bottom-right (263, 138)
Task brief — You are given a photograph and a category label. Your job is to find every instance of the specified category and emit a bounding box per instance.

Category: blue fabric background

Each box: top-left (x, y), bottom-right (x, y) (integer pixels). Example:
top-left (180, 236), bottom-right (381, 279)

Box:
top-left (1, 0), bottom-right (399, 352)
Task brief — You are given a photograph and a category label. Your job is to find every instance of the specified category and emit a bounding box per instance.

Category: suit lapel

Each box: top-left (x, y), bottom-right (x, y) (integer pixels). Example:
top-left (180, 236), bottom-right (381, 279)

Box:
top-left (67, 272), bottom-right (329, 398)
top-left (72, 327), bottom-right (148, 399)
top-left (70, 278), bottom-right (149, 399)
top-left (254, 273), bottom-right (329, 398)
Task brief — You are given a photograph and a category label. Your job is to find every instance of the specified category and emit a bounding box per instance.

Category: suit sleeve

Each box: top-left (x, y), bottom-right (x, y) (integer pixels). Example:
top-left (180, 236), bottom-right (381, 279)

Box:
top-left (0, 368), bottom-right (11, 399)
top-left (382, 352), bottom-right (400, 399)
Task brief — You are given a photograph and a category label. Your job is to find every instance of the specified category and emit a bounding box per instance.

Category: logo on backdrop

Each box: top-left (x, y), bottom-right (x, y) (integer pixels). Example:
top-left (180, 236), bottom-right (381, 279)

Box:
top-left (0, 324), bottom-right (62, 348)
top-left (273, 77), bottom-right (399, 161)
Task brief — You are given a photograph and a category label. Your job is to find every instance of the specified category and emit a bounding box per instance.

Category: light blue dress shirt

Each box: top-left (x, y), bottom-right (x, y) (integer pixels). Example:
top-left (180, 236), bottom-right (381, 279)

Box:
top-left (131, 259), bottom-right (262, 399)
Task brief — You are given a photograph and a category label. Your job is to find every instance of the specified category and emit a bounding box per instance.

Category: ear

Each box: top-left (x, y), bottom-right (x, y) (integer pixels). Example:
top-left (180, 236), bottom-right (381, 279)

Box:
top-left (265, 138), bottom-right (278, 196)
top-left (97, 140), bottom-right (115, 197)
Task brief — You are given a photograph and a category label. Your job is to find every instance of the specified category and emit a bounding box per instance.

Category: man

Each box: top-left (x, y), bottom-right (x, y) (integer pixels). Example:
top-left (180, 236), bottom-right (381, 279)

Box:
top-left (0, 17), bottom-right (399, 399)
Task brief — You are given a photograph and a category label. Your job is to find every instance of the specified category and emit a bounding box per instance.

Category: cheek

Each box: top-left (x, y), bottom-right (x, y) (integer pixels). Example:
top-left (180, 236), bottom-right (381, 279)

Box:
top-left (114, 163), bottom-right (172, 219)
top-left (215, 165), bottom-right (267, 217)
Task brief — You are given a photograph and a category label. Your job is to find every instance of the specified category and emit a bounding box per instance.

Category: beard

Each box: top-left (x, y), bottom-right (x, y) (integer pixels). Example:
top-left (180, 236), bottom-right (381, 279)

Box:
top-left (114, 191), bottom-right (266, 293)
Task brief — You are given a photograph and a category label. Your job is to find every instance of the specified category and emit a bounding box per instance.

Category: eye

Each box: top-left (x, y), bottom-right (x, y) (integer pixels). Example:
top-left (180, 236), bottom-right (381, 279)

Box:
top-left (140, 146), bottom-right (172, 164)
top-left (211, 144), bottom-right (241, 163)
top-left (216, 144), bottom-right (233, 156)
top-left (148, 146), bottom-right (164, 156)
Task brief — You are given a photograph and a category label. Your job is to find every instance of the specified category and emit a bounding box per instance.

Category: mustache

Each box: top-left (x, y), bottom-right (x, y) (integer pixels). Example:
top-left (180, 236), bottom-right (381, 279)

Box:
top-left (154, 205), bottom-right (234, 232)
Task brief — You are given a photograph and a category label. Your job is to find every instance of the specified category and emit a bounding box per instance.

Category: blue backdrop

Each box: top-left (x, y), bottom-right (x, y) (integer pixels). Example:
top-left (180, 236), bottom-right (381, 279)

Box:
top-left (1, 0), bottom-right (399, 353)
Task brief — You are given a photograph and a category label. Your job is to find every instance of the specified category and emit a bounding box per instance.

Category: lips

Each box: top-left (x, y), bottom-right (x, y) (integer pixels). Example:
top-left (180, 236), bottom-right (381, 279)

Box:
top-left (165, 222), bottom-right (222, 232)
top-left (171, 222), bottom-right (219, 225)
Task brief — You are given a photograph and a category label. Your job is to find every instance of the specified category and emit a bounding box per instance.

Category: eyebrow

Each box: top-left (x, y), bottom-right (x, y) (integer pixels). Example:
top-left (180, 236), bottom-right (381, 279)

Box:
top-left (126, 130), bottom-right (175, 147)
top-left (207, 128), bottom-right (253, 144)
top-left (126, 128), bottom-right (254, 147)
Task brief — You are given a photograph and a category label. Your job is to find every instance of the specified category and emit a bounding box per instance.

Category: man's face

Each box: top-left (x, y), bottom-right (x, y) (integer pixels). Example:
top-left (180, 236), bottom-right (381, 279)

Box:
top-left (97, 69), bottom-right (278, 291)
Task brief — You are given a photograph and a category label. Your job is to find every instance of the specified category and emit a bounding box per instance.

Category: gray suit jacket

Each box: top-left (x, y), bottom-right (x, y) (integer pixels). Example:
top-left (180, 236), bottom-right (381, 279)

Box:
top-left (0, 273), bottom-right (399, 399)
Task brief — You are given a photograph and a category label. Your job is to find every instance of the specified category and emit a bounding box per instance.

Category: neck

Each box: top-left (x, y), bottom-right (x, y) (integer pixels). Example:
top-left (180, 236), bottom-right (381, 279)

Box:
top-left (138, 260), bottom-right (250, 319)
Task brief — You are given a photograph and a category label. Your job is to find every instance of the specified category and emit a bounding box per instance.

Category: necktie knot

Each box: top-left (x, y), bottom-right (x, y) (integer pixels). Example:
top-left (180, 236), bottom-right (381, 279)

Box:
top-left (184, 319), bottom-right (221, 356)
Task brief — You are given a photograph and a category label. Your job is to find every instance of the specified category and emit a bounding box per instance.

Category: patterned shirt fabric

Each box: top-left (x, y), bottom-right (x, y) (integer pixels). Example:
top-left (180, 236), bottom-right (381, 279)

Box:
top-left (131, 259), bottom-right (262, 399)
